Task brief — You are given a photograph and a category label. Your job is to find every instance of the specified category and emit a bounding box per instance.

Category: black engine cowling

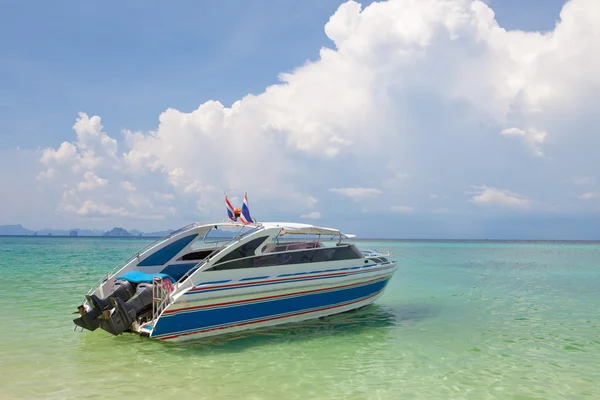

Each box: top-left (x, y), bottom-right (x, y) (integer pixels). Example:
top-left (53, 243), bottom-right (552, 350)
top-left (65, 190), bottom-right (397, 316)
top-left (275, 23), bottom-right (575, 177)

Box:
top-left (73, 279), bottom-right (154, 335)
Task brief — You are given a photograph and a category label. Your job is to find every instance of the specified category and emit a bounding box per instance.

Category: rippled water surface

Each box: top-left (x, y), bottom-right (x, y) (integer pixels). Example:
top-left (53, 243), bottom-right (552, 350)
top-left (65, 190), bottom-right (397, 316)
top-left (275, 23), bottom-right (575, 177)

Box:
top-left (1, 237), bottom-right (599, 399)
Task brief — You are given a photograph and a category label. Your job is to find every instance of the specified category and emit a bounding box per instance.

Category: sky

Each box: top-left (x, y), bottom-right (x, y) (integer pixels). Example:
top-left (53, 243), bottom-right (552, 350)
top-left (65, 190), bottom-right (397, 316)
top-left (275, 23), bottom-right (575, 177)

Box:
top-left (2, 0), bottom-right (599, 240)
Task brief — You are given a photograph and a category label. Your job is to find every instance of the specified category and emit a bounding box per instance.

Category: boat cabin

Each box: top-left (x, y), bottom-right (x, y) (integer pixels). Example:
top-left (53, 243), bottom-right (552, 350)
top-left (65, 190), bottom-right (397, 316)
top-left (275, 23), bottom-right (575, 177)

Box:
top-left (93, 222), bottom-right (364, 295)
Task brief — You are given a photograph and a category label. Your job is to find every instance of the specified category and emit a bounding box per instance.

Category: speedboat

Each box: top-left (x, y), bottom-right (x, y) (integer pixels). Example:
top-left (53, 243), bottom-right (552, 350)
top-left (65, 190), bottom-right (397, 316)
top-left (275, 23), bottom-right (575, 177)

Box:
top-left (73, 221), bottom-right (398, 342)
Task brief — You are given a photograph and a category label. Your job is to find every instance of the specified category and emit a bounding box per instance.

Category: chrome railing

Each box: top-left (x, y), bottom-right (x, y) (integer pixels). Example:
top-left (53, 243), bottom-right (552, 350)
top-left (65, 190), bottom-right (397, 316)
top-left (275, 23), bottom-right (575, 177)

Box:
top-left (85, 236), bottom-right (169, 297)
top-left (362, 249), bottom-right (393, 257)
top-left (83, 222), bottom-right (263, 305)
top-left (152, 276), bottom-right (172, 321)
top-left (167, 222), bottom-right (203, 237)
top-left (174, 259), bottom-right (208, 285)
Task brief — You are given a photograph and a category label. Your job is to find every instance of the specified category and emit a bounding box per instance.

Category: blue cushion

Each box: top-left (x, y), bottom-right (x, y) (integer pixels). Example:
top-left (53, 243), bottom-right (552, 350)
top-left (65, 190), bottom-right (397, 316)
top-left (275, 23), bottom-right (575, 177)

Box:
top-left (160, 263), bottom-right (198, 282)
top-left (116, 270), bottom-right (175, 283)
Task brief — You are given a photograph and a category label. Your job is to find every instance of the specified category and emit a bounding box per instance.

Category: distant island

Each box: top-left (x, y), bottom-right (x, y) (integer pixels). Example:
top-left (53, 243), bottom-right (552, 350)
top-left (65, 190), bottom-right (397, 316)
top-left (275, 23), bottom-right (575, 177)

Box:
top-left (102, 227), bottom-right (132, 237)
top-left (0, 224), bottom-right (173, 238)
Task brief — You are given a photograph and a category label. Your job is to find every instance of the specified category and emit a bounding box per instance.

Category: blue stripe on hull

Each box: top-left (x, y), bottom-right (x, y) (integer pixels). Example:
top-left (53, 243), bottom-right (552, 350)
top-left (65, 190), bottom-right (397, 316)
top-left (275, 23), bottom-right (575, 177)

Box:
top-left (152, 276), bottom-right (391, 338)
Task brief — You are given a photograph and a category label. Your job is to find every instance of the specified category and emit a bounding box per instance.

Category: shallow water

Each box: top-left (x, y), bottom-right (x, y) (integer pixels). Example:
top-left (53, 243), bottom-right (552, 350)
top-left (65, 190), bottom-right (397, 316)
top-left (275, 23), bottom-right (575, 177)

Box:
top-left (1, 237), bottom-right (598, 399)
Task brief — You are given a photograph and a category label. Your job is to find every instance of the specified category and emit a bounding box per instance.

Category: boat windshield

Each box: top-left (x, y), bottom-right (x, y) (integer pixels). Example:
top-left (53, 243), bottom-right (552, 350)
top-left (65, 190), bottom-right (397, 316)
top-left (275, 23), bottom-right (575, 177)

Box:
top-left (190, 224), bottom-right (261, 250)
top-left (274, 232), bottom-right (343, 246)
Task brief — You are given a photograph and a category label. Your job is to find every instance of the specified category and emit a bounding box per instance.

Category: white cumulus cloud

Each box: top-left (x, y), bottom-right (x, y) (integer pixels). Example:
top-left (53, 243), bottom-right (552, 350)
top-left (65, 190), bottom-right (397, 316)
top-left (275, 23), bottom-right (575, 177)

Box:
top-left (71, 200), bottom-right (130, 218)
top-left (40, 142), bottom-right (77, 165)
top-left (77, 171), bottom-right (108, 191)
top-left (470, 186), bottom-right (530, 209)
top-left (330, 188), bottom-right (383, 200)
top-left (30, 0), bottom-right (600, 229)
top-left (300, 211), bottom-right (322, 219)
top-left (120, 181), bottom-right (136, 192)
top-left (501, 127), bottom-right (547, 157)
top-left (36, 168), bottom-right (59, 181)
top-left (72, 112), bottom-right (117, 155)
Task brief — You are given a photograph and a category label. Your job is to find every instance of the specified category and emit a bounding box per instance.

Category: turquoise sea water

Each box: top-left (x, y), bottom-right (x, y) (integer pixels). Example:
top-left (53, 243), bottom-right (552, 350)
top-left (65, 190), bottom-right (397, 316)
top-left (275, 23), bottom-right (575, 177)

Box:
top-left (0, 237), bottom-right (599, 399)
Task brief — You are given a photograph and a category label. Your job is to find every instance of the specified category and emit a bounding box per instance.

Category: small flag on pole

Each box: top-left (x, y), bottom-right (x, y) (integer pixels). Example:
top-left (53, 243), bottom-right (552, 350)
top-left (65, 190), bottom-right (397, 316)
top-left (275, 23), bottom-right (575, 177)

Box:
top-left (240, 193), bottom-right (255, 224)
top-left (225, 194), bottom-right (237, 221)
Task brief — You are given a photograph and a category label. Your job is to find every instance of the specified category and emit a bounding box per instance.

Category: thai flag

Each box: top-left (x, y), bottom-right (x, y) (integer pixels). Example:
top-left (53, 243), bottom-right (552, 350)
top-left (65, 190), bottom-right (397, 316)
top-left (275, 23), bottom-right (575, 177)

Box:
top-left (240, 193), bottom-right (255, 224)
top-left (225, 194), bottom-right (237, 221)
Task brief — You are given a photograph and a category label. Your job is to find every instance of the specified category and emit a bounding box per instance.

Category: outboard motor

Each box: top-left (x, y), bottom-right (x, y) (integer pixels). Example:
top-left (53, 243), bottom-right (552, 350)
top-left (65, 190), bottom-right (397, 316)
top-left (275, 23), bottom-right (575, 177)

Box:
top-left (73, 279), bottom-right (153, 335)
top-left (98, 283), bottom-right (153, 336)
top-left (73, 279), bottom-right (134, 331)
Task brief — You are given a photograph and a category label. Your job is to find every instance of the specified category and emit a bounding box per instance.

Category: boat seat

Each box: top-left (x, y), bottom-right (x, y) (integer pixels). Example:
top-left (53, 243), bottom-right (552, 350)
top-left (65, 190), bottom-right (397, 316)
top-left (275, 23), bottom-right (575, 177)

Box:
top-left (115, 270), bottom-right (176, 284)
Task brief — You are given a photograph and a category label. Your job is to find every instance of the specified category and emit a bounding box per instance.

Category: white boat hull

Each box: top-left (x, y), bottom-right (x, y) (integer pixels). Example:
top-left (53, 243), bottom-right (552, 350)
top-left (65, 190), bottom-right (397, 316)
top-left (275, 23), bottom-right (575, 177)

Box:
top-left (149, 263), bottom-right (396, 342)
top-left (73, 220), bottom-right (399, 343)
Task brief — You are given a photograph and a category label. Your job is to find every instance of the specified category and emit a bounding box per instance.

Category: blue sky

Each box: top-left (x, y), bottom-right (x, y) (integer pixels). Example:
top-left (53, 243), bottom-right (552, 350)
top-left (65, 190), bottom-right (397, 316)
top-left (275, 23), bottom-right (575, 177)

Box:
top-left (1, 1), bottom-right (343, 147)
top-left (0, 0), bottom-right (564, 148)
top-left (3, 0), bottom-right (600, 239)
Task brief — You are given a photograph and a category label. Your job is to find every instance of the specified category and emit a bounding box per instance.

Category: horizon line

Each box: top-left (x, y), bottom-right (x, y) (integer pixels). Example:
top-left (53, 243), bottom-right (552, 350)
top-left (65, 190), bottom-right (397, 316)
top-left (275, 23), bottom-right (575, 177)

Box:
top-left (0, 235), bottom-right (598, 243)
